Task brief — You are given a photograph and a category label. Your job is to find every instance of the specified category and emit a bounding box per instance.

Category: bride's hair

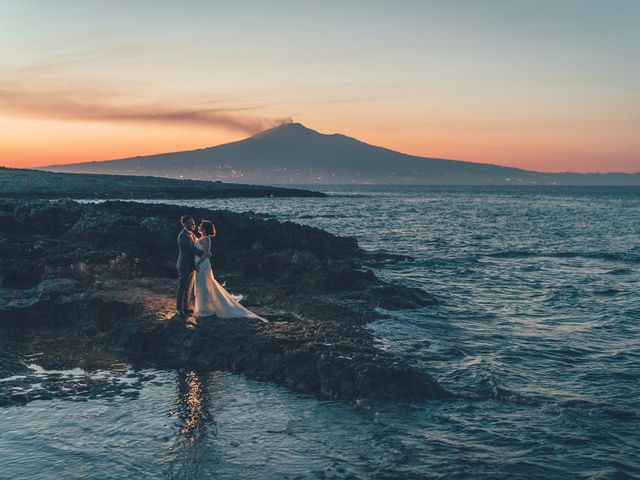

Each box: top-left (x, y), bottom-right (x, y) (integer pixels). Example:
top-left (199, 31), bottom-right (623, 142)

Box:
top-left (199, 220), bottom-right (216, 237)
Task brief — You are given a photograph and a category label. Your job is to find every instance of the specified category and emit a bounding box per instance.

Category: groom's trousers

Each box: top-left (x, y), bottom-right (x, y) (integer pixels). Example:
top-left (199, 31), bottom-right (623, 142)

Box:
top-left (176, 270), bottom-right (195, 312)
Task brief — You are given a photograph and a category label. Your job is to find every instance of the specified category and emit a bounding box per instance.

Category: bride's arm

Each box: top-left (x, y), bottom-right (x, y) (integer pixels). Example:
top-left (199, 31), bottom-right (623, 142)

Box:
top-left (195, 237), bottom-right (211, 269)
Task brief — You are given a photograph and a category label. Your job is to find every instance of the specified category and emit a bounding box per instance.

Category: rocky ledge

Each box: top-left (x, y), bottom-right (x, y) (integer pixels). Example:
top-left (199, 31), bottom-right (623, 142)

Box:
top-left (0, 198), bottom-right (447, 404)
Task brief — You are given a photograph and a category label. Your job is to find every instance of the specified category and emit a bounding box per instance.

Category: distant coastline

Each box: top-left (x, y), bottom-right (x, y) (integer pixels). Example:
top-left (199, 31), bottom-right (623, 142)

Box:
top-left (0, 167), bottom-right (325, 199)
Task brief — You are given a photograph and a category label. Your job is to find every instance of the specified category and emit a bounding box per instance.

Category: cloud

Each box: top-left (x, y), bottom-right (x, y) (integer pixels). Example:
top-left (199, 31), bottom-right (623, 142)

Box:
top-left (0, 85), bottom-right (287, 134)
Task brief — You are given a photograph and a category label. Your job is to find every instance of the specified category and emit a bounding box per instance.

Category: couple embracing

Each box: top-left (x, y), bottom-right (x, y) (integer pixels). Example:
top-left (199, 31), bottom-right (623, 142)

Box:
top-left (176, 215), bottom-right (266, 322)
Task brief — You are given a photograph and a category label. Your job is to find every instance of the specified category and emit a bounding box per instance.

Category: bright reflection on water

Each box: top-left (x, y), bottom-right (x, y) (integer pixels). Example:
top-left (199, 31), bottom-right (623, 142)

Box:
top-left (1, 368), bottom-right (417, 479)
top-left (176, 371), bottom-right (207, 443)
top-left (3, 186), bottom-right (640, 479)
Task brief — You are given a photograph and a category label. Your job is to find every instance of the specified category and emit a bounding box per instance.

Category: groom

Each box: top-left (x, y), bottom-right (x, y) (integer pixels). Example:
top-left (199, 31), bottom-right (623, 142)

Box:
top-left (176, 215), bottom-right (204, 317)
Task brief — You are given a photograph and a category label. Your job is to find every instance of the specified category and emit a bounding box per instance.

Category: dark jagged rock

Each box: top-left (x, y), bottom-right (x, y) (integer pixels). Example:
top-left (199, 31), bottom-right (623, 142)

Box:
top-left (0, 198), bottom-right (446, 402)
top-left (0, 349), bottom-right (29, 379)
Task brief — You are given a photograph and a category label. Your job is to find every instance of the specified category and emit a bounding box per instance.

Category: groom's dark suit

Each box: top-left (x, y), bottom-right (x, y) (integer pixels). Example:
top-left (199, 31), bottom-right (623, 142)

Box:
top-left (176, 228), bottom-right (203, 313)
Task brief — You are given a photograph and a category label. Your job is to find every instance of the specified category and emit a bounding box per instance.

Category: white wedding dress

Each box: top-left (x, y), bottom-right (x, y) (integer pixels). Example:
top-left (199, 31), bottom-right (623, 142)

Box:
top-left (193, 237), bottom-right (266, 322)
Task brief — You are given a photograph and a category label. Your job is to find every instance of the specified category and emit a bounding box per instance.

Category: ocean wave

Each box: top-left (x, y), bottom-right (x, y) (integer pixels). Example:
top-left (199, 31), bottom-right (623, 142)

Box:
top-left (593, 288), bottom-right (623, 296)
top-left (297, 213), bottom-right (349, 219)
top-left (605, 268), bottom-right (634, 275)
top-left (541, 285), bottom-right (582, 303)
top-left (486, 250), bottom-right (640, 263)
top-left (421, 255), bottom-right (481, 266)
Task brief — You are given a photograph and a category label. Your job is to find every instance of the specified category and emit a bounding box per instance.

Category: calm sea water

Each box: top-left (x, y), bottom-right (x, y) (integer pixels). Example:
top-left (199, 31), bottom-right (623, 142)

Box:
top-left (2, 186), bottom-right (639, 479)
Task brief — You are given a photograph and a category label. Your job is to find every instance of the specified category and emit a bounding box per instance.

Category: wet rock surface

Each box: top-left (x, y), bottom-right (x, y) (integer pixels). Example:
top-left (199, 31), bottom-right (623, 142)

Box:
top-left (0, 199), bottom-right (445, 403)
top-left (0, 351), bottom-right (152, 407)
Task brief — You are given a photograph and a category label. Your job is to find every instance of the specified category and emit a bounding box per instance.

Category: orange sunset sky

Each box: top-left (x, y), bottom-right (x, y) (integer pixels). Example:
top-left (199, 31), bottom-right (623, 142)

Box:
top-left (1, 1), bottom-right (638, 173)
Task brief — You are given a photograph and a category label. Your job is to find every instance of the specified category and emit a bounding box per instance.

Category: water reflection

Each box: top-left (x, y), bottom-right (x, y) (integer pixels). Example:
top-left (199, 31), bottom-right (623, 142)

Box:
top-left (176, 370), bottom-right (211, 443)
top-left (166, 370), bottom-right (218, 478)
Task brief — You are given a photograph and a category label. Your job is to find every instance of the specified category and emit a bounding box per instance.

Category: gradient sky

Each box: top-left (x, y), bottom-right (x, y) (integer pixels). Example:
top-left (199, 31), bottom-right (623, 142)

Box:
top-left (1, 0), bottom-right (638, 172)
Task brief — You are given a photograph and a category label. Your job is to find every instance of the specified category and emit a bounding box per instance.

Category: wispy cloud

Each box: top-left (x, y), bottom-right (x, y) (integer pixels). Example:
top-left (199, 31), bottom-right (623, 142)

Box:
top-left (0, 85), bottom-right (287, 134)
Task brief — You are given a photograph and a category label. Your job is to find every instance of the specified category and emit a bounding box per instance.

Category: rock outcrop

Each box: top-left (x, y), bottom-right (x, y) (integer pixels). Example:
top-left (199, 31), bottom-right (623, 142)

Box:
top-left (0, 199), bottom-right (446, 403)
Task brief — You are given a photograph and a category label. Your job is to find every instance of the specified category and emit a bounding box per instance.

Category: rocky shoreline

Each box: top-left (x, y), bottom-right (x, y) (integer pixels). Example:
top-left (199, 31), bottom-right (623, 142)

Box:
top-left (0, 198), bottom-right (448, 404)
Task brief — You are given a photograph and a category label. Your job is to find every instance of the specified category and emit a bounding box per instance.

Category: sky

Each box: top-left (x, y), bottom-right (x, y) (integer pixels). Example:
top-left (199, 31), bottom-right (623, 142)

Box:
top-left (0, 0), bottom-right (638, 173)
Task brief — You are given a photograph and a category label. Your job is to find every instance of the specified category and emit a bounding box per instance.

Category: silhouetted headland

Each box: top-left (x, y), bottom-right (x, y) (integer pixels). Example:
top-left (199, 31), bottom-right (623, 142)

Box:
top-left (0, 167), bottom-right (325, 199)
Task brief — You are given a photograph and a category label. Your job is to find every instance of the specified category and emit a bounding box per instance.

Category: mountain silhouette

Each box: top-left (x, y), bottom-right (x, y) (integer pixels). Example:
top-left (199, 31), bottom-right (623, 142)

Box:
top-left (41, 123), bottom-right (639, 185)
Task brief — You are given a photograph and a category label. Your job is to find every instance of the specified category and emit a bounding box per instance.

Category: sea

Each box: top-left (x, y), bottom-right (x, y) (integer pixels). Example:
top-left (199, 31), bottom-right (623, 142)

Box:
top-left (1, 185), bottom-right (639, 479)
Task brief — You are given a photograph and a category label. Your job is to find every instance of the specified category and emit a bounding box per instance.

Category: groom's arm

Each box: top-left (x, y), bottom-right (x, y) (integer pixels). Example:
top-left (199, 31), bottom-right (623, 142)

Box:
top-left (179, 233), bottom-right (203, 257)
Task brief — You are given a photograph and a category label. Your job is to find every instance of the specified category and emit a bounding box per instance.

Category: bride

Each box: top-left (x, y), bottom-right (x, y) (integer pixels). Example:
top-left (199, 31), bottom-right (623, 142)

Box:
top-left (193, 220), bottom-right (267, 322)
